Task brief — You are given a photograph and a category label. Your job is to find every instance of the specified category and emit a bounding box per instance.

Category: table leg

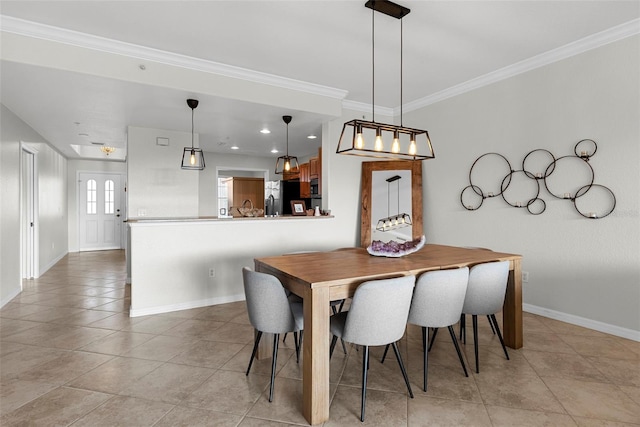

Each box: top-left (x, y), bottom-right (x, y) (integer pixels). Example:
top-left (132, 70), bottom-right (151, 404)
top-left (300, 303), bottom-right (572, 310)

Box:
top-left (302, 286), bottom-right (330, 425)
top-left (502, 258), bottom-right (523, 349)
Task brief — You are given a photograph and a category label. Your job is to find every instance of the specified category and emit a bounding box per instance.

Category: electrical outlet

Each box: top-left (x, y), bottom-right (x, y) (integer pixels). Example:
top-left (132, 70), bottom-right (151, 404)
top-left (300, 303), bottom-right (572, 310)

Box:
top-left (522, 271), bottom-right (529, 283)
top-left (209, 267), bottom-right (216, 278)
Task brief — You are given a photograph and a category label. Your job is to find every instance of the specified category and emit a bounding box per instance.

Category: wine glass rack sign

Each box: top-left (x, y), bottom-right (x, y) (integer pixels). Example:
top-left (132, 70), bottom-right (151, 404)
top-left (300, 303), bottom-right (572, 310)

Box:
top-left (460, 139), bottom-right (616, 219)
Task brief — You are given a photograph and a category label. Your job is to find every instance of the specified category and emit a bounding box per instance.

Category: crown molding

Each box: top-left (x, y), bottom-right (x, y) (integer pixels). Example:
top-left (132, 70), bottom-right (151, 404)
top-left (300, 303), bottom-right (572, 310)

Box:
top-left (400, 18), bottom-right (640, 115)
top-left (341, 99), bottom-right (395, 117)
top-left (0, 15), bottom-right (349, 101)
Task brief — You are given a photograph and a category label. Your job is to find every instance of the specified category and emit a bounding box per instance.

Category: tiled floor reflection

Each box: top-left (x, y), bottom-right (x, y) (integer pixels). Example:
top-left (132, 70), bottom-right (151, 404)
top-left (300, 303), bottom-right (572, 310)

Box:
top-left (1, 250), bottom-right (639, 426)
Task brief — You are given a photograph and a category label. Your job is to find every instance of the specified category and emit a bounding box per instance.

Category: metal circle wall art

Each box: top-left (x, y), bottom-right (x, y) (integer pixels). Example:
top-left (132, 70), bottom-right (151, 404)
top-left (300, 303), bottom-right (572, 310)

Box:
top-left (460, 139), bottom-right (615, 218)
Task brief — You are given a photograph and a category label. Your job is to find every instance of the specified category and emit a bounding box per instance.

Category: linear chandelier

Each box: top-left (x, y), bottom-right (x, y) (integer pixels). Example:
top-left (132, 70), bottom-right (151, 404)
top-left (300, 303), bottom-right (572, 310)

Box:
top-left (336, 0), bottom-right (435, 161)
top-left (376, 174), bottom-right (412, 231)
top-left (275, 115), bottom-right (299, 174)
top-left (181, 99), bottom-right (205, 170)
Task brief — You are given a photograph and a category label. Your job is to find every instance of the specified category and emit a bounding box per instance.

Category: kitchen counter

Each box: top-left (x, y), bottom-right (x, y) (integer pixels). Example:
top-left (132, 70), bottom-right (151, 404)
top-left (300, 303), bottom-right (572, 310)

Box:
top-left (127, 215), bottom-right (334, 224)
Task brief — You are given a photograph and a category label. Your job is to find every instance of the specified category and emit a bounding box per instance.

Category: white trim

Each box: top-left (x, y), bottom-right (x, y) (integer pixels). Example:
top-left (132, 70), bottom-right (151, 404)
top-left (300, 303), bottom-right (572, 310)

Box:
top-left (401, 18), bottom-right (640, 114)
top-left (20, 143), bottom-right (39, 279)
top-left (0, 16), bottom-right (348, 101)
top-left (130, 293), bottom-right (245, 318)
top-left (0, 287), bottom-right (22, 309)
top-left (341, 99), bottom-right (395, 117)
top-left (523, 303), bottom-right (640, 342)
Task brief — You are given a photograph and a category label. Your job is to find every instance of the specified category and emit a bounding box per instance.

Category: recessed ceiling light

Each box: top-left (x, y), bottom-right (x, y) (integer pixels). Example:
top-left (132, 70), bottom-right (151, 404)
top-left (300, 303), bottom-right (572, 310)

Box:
top-left (78, 133), bottom-right (89, 137)
top-left (270, 148), bottom-right (279, 154)
top-left (307, 135), bottom-right (317, 139)
top-left (230, 145), bottom-right (239, 150)
top-left (260, 128), bottom-right (271, 134)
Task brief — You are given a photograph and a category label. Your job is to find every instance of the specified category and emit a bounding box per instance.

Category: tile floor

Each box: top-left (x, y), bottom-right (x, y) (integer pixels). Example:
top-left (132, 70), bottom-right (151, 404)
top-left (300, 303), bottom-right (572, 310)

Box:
top-left (1, 250), bottom-right (639, 426)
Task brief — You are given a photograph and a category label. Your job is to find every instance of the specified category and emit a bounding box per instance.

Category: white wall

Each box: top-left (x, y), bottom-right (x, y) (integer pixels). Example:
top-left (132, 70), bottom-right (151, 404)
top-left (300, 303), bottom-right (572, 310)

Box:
top-left (67, 159), bottom-right (126, 251)
top-left (405, 35), bottom-right (640, 334)
top-left (1, 104), bottom-right (68, 306)
top-left (127, 126), bottom-right (199, 219)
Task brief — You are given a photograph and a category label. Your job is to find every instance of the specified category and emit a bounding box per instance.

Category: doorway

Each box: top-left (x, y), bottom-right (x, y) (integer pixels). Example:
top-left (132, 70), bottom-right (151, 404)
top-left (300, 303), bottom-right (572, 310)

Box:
top-left (78, 172), bottom-right (126, 251)
top-left (21, 145), bottom-right (38, 279)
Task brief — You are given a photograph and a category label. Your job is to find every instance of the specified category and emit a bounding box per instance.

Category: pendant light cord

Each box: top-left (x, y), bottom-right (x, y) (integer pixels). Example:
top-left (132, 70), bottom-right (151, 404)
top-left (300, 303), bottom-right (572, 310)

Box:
top-left (371, 3), bottom-right (375, 123)
top-left (400, 18), bottom-right (403, 127)
top-left (191, 107), bottom-right (195, 149)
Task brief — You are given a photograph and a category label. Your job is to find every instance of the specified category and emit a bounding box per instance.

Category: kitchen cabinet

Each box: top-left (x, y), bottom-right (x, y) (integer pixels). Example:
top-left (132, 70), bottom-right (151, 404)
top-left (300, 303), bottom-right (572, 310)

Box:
top-left (224, 177), bottom-right (265, 217)
top-left (300, 163), bottom-right (310, 198)
top-left (309, 156), bottom-right (319, 179)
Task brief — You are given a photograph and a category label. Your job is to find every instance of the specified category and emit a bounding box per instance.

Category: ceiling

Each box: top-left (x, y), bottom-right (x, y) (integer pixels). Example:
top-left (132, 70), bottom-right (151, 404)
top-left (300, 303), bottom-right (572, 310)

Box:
top-left (1, 1), bottom-right (638, 161)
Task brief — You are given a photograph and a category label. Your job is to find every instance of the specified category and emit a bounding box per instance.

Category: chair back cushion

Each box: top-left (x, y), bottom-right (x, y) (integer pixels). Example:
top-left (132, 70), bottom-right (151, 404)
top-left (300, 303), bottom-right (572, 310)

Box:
top-left (242, 267), bottom-right (297, 334)
top-left (342, 275), bottom-right (415, 346)
top-left (408, 267), bottom-right (469, 328)
top-left (462, 261), bottom-right (510, 315)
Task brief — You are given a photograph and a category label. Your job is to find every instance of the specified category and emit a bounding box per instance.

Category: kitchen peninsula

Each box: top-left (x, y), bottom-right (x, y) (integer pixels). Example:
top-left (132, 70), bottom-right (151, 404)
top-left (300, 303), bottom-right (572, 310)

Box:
top-left (127, 214), bottom-right (336, 317)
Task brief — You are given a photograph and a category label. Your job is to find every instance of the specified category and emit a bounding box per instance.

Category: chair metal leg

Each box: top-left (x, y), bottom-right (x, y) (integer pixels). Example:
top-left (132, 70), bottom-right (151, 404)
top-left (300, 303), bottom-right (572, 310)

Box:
top-left (472, 315), bottom-right (479, 373)
top-left (460, 313), bottom-right (466, 344)
top-left (360, 345), bottom-right (369, 422)
top-left (298, 330), bottom-right (304, 352)
top-left (329, 335), bottom-right (338, 358)
top-left (490, 314), bottom-right (510, 360)
top-left (428, 327), bottom-right (439, 352)
top-left (269, 333), bottom-right (280, 402)
top-left (447, 325), bottom-right (468, 377)
top-left (423, 328), bottom-right (429, 392)
top-left (293, 331), bottom-right (300, 363)
top-left (282, 333), bottom-right (287, 343)
top-left (380, 343), bottom-right (390, 363)
top-left (246, 330), bottom-right (263, 375)
top-left (487, 315), bottom-right (496, 335)
top-left (331, 301), bottom-right (348, 355)
top-left (392, 342), bottom-right (414, 398)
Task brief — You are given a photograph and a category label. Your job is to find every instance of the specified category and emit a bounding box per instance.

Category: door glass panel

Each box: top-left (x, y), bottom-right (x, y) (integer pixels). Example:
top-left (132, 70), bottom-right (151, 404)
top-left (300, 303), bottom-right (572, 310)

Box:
top-left (87, 179), bottom-right (97, 214)
top-left (105, 179), bottom-right (114, 214)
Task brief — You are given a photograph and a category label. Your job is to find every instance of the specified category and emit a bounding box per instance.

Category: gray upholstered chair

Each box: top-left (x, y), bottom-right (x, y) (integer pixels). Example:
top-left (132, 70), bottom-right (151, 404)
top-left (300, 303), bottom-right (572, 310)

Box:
top-left (329, 275), bottom-right (415, 422)
top-left (382, 267), bottom-right (470, 392)
top-left (459, 261), bottom-right (510, 373)
top-left (242, 267), bottom-right (304, 402)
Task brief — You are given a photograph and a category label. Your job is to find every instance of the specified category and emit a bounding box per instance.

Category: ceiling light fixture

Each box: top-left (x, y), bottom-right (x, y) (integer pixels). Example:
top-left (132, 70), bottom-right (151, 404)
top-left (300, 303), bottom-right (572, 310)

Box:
top-left (260, 128), bottom-right (271, 134)
top-left (181, 99), bottom-right (205, 170)
top-left (231, 145), bottom-right (239, 150)
top-left (307, 135), bottom-right (317, 139)
top-left (100, 146), bottom-right (116, 156)
top-left (270, 148), bottom-right (279, 154)
top-left (275, 115), bottom-right (299, 174)
top-left (336, 0), bottom-right (435, 161)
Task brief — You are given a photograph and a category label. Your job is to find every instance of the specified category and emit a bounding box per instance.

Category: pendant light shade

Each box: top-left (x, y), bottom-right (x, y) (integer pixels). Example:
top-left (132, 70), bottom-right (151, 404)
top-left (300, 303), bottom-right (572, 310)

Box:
top-left (275, 115), bottom-right (299, 174)
top-left (336, 0), bottom-right (435, 161)
top-left (181, 98), bottom-right (205, 170)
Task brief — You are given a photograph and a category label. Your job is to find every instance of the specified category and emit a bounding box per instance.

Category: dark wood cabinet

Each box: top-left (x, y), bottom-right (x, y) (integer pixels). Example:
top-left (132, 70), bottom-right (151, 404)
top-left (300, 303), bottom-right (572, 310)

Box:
top-left (300, 163), bottom-right (310, 198)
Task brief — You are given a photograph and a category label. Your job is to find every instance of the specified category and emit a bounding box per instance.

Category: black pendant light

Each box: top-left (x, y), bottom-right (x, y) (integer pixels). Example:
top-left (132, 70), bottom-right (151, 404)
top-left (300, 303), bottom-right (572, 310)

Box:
top-left (275, 115), bottom-right (299, 174)
top-left (376, 175), bottom-right (412, 231)
top-left (336, 0), bottom-right (435, 161)
top-left (181, 99), bottom-right (205, 170)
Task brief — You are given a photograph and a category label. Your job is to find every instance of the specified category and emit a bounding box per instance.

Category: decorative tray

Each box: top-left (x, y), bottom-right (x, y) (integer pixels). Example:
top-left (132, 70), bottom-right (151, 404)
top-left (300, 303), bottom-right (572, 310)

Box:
top-left (367, 235), bottom-right (426, 258)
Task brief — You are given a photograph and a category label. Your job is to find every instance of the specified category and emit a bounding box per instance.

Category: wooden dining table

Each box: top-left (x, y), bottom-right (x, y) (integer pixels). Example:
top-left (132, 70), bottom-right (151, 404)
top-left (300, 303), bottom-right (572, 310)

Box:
top-left (254, 244), bottom-right (522, 425)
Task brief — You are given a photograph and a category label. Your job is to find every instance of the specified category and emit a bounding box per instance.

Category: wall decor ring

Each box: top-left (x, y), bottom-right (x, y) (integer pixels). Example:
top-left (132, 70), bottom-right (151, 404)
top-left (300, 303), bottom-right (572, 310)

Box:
top-left (574, 139), bottom-right (597, 160)
top-left (573, 184), bottom-right (616, 219)
top-left (544, 155), bottom-right (594, 200)
top-left (500, 169), bottom-right (541, 209)
top-left (460, 185), bottom-right (484, 211)
top-left (522, 149), bottom-right (556, 180)
top-left (526, 198), bottom-right (546, 215)
top-left (469, 152), bottom-right (513, 198)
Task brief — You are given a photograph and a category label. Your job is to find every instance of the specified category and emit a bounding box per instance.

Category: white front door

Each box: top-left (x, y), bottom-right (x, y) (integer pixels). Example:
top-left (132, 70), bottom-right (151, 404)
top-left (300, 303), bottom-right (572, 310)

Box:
top-left (79, 172), bottom-right (124, 251)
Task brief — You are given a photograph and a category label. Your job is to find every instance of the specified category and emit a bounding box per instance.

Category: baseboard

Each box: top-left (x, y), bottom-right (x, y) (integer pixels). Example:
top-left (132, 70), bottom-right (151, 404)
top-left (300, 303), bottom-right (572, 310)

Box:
top-left (38, 251), bottom-right (67, 278)
top-left (0, 287), bottom-right (22, 308)
top-left (523, 303), bottom-right (640, 342)
top-left (129, 293), bottom-right (246, 318)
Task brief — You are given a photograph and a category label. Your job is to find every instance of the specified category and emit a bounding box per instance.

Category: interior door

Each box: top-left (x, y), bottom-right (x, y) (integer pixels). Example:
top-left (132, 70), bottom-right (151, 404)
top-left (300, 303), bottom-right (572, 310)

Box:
top-left (79, 172), bottom-right (123, 251)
